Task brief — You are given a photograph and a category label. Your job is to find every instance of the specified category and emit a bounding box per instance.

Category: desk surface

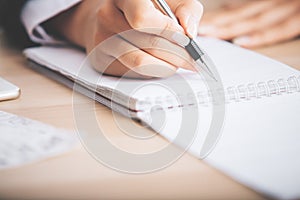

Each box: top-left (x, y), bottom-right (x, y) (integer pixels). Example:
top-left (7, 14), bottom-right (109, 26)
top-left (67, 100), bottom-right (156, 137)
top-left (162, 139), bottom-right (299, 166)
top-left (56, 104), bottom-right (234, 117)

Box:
top-left (0, 29), bottom-right (300, 200)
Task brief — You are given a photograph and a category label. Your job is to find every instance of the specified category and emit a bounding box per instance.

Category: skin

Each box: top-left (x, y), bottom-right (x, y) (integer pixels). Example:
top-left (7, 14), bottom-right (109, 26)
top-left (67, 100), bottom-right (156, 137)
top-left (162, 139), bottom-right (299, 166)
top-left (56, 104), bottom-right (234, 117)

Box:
top-left (199, 0), bottom-right (300, 48)
top-left (46, 0), bottom-right (203, 78)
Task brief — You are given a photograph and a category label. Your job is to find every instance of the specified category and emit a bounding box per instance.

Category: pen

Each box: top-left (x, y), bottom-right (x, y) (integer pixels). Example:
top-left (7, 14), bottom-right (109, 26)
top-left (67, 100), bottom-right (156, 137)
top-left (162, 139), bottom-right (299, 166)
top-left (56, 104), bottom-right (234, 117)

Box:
top-left (153, 0), bottom-right (218, 81)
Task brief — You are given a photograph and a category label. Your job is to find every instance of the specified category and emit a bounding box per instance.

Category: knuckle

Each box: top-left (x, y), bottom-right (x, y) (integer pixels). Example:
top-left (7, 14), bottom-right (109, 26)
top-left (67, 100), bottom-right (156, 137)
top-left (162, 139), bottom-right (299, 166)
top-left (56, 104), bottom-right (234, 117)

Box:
top-left (97, 4), bottom-right (109, 19)
top-left (158, 21), bottom-right (172, 36)
top-left (149, 37), bottom-right (161, 48)
top-left (131, 13), bottom-right (148, 29)
top-left (97, 10), bottom-right (113, 28)
top-left (132, 53), bottom-right (146, 67)
top-left (164, 21), bottom-right (173, 32)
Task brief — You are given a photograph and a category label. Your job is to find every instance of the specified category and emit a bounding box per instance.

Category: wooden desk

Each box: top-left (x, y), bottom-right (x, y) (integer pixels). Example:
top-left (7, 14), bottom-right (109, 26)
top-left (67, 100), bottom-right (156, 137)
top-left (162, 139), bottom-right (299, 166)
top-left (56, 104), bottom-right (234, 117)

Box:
top-left (0, 31), bottom-right (299, 200)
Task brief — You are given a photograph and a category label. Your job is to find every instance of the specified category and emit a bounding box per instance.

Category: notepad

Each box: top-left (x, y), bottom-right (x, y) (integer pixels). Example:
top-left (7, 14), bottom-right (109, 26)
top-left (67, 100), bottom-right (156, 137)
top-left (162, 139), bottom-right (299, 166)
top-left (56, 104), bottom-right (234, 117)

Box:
top-left (24, 37), bottom-right (300, 199)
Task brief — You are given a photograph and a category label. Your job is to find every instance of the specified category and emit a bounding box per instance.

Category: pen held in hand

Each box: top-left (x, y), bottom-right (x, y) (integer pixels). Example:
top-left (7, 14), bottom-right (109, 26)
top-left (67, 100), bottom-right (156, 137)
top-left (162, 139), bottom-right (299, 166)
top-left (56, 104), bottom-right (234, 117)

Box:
top-left (153, 0), bottom-right (218, 81)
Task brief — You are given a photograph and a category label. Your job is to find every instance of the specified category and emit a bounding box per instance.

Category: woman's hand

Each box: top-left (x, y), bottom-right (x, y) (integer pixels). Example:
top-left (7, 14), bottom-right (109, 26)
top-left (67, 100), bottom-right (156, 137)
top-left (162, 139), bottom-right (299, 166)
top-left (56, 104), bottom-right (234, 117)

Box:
top-left (199, 0), bottom-right (300, 48)
top-left (49, 0), bottom-right (203, 78)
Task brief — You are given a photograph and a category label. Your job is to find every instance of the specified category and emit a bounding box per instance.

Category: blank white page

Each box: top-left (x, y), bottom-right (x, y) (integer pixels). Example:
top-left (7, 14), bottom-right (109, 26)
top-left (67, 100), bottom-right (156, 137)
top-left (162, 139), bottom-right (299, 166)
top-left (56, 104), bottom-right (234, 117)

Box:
top-left (206, 93), bottom-right (300, 199)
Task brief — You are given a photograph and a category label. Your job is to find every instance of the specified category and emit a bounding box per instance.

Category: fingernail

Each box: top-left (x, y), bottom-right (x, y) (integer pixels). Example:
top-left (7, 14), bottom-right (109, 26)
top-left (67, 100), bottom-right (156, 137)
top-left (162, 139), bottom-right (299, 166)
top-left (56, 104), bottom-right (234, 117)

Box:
top-left (171, 32), bottom-right (190, 47)
top-left (134, 64), bottom-right (177, 78)
top-left (233, 36), bottom-right (251, 46)
top-left (198, 25), bottom-right (216, 35)
top-left (187, 16), bottom-right (198, 39)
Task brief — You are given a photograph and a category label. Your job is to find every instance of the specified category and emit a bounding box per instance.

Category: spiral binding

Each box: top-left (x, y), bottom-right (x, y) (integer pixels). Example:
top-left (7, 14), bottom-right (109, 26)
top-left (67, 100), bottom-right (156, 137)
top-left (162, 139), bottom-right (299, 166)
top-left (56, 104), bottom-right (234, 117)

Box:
top-left (137, 75), bottom-right (300, 111)
top-left (224, 75), bottom-right (300, 103)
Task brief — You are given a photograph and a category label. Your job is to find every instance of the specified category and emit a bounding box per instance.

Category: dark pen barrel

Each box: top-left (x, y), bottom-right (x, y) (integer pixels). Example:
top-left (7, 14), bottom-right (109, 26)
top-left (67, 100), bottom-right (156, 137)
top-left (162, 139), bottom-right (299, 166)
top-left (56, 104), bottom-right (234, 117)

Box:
top-left (185, 39), bottom-right (205, 61)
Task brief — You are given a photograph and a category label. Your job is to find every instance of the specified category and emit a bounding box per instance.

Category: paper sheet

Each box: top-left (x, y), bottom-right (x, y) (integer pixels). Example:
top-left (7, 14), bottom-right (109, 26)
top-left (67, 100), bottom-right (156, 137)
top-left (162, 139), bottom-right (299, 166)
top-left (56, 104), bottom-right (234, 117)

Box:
top-left (0, 111), bottom-right (78, 169)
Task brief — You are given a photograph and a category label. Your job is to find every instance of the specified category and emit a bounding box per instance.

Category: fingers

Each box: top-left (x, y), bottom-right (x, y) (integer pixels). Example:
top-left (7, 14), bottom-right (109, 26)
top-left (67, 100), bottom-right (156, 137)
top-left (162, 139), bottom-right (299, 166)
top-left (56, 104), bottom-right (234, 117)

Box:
top-left (118, 49), bottom-right (178, 78)
top-left (234, 12), bottom-right (300, 48)
top-left (167, 0), bottom-right (203, 38)
top-left (91, 54), bottom-right (148, 78)
top-left (201, 0), bottom-right (300, 40)
top-left (199, 0), bottom-right (300, 48)
top-left (114, 0), bottom-right (204, 40)
top-left (200, 0), bottom-right (276, 29)
top-left (119, 30), bottom-right (195, 71)
top-left (88, 0), bottom-right (205, 78)
top-left (100, 0), bottom-right (201, 78)
top-left (199, 1), bottom-right (275, 38)
top-left (90, 35), bottom-right (177, 78)
top-left (114, 0), bottom-right (184, 37)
